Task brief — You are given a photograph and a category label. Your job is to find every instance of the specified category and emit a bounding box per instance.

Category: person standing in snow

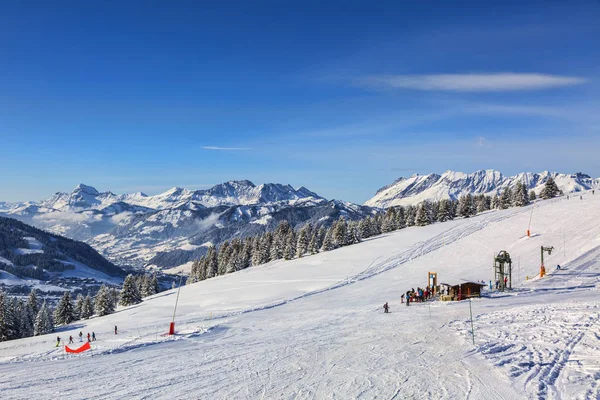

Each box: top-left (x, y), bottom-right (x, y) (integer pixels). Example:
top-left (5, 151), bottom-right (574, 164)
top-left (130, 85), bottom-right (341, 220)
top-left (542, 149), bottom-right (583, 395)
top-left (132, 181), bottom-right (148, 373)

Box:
top-left (115, 325), bottom-right (118, 335)
top-left (504, 276), bottom-right (508, 288)
top-left (87, 333), bottom-right (91, 342)
top-left (69, 335), bottom-right (74, 344)
top-left (79, 331), bottom-right (83, 342)
top-left (92, 332), bottom-right (96, 341)
top-left (56, 336), bottom-right (61, 347)
top-left (383, 302), bottom-right (389, 313)
top-left (401, 293), bottom-right (404, 303)
top-left (406, 291), bottom-right (411, 306)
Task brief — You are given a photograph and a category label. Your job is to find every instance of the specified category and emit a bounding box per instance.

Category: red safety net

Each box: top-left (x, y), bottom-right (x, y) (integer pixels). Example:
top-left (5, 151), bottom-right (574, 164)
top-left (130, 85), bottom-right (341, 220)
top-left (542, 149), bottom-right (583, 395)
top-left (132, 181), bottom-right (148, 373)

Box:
top-left (65, 341), bottom-right (91, 353)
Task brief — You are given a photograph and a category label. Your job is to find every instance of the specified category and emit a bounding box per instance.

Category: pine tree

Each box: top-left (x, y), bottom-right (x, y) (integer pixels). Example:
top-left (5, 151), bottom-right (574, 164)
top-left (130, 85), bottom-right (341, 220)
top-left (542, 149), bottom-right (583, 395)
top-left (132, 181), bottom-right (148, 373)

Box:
top-left (120, 274), bottom-right (142, 306)
top-left (382, 208), bottom-right (397, 233)
top-left (27, 289), bottom-right (39, 317)
top-left (358, 218), bottom-right (371, 239)
top-left (81, 295), bottom-right (94, 319)
top-left (458, 194), bottom-right (474, 217)
top-left (529, 190), bottom-right (537, 201)
top-left (437, 199), bottom-right (453, 222)
top-left (415, 203), bottom-right (430, 226)
top-left (0, 291), bottom-right (8, 341)
top-left (94, 285), bottom-right (115, 316)
top-left (74, 293), bottom-right (84, 320)
top-left (18, 299), bottom-right (34, 338)
top-left (283, 230), bottom-right (296, 260)
top-left (54, 291), bottom-right (76, 326)
top-left (34, 300), bottom-right (54, 336)
top-left (405, 205), bottom-right (416, 227)
top-left (296, 224), bottom-right (311, 258)
top-left (348, 221), bottom-right (362, 244)
top-left (475, 194), bottom-right (488, 214)
top-left (540, 176), bottom-right (560, 199)
top-left (251, 236), bottom-right (263, 266)
top-left (332, 217), bottom-right (349, 248)
top-left (499, 187), bottom-right (513, 209)
top-left (205, 246), bottom-right (218, 278)
top-left (217, 241), bottom-right (231, 276)
top-left (321, 227), bottom-right (334, 251)
top-left (513, 182), bottom-right (530, 207)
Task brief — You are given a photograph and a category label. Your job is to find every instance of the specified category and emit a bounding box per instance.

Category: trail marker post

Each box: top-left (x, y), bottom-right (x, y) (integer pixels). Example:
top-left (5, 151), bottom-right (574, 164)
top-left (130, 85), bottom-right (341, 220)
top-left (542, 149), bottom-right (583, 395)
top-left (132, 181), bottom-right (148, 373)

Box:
top-left (469, 298), bottom-right (475, 345)
top-left (169, 273), bottom-right (184, 335)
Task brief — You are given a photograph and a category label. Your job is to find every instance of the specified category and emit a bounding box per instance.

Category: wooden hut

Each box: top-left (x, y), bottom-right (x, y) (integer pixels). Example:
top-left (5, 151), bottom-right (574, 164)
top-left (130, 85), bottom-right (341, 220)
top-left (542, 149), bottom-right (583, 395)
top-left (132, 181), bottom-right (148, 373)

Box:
top-left (439, 281), bottom-right (486, 301)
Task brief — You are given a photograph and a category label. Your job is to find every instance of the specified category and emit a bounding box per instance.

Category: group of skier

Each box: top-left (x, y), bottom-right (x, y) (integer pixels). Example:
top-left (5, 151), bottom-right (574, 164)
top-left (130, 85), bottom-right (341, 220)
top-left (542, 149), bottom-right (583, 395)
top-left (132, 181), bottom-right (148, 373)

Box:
top-left (55, 326), bottom-right (118, 347)
top-left (383, 286), bottom-right (435, 312)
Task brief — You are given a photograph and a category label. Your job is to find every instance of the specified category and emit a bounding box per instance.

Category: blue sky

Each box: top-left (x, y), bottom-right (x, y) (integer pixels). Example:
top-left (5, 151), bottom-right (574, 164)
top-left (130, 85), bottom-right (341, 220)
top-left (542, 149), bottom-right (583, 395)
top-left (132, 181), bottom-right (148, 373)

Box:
top-left (1, 0), bottom-right (599, 203)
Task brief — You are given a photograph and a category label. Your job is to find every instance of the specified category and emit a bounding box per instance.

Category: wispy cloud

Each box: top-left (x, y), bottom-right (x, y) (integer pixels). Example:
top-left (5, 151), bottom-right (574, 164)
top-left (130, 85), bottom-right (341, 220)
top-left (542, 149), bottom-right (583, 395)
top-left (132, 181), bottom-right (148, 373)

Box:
top-left (356, 73), bottom-right (587, 92)
top-left (202, 146), bottom-right (251, 151)
top-left (476, 136), bottom-right (492, 148)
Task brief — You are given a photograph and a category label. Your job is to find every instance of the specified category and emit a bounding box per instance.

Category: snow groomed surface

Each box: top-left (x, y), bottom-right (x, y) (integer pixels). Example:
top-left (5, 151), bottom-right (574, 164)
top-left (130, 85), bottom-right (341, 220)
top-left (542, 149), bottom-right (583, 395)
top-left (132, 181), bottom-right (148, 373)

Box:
top-left (1, 191), bottom-right (599, 399)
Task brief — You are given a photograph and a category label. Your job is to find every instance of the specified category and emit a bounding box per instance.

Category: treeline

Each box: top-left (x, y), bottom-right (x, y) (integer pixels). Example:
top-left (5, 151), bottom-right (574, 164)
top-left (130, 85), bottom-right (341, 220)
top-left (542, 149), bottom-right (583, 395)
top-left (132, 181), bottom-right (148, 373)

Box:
top-left (187, 178), bottom-right (562, 284)
top-left (0, 274), bottom-right (160, 343)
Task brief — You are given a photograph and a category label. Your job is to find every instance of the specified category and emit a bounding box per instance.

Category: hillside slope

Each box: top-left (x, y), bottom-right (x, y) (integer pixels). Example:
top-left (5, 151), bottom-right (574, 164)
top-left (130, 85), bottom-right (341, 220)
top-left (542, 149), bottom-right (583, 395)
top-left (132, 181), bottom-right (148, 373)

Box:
top-left (1, 190), bottom-right (599, 399)
top-left (0, 216), bottom-right (126, 292)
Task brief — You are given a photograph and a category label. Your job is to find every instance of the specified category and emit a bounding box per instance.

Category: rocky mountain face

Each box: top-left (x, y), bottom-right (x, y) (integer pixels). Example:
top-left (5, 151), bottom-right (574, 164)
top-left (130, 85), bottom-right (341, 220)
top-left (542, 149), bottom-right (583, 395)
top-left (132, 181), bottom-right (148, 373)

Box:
top-left (365, 170), bottom-right (599, 208)
top-left (1, 181), bottom-right (375, 270)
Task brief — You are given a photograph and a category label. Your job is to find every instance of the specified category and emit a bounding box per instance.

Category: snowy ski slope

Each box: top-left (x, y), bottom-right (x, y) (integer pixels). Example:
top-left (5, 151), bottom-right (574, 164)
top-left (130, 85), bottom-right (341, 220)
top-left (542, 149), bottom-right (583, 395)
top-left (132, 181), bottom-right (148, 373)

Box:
top-left (1, 191), bottom-right (599, 399)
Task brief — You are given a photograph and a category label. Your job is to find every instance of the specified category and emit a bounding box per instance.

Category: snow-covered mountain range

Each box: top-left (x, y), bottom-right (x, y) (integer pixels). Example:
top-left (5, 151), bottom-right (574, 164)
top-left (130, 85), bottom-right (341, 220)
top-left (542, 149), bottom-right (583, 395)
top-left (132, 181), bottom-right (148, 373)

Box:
top-left (365, 170), bottom-right (599, 208)
top-left (1, 181), bottom-right (374, 270)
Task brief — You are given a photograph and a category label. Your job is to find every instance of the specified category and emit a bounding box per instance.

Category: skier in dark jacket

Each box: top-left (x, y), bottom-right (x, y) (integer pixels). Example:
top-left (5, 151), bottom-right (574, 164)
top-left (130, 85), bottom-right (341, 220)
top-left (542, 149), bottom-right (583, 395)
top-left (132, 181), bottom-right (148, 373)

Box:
top-left (92, 332), bottom-right (96, 341)
top-left (69, 335), bottom-right (74, 344)
top-left (406, 291), bottom-right (411, 306)
top-left (115, 325), bottom-right (118, 335)
top-left (383, 302), bottom-right (389, 313)
top-left (56, 336), bottom-right (61, 347)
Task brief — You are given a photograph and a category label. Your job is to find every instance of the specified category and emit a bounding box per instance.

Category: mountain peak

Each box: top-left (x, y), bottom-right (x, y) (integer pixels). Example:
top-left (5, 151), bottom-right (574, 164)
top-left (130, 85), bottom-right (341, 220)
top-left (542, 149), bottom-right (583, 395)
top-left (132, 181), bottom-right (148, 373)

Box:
top-left (73, 183), bottom-right (99, 195)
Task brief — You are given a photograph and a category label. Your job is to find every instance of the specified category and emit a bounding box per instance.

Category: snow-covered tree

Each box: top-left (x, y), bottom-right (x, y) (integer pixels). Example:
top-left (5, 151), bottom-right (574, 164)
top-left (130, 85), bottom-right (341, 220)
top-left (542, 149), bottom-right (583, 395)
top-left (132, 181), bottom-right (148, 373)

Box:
top-left (54, 291), bottom-right (76, 326)
top-left (296, 224), bottom-right (311, 258)
top-left (27, 289), bottom-right (39, 317)
top-left (321, 227), bottom-right (334, 251)
top-left (74, 293), bottom-right (84, 320)
top-left (332, 217), bottom-right (349, 248)
top-left (529, 190), bottom-right (537, 201)
top-left (540, 176), bottom-right (560, 199)
top-left (405, 205), bottom-right (416, 227)
top-left (394, 207), bottom-right (406, 229)
top-left (94, 285), bottom-right (115, 316)
top-left (120, 274), bottom-right (142, 306)
top-left (205, 246), bottom-right (218, 278)
top-left (80, 295), bottom-right (94, 319)
top-left (458, 194), bottom-right (474, 218)
top-left (18, 299), bottom-right (34, 338)
top-left (34, 301), bottom-right (54, 336)
top-left (437, 199), bottom-right (453, 222)
top-left (382, 208), bottom-right (397, 233)
top-left (284, 230), bottom-right (296, 260)
top-left (512, 182), bottom-right (530, 207)
top-left (415, 203), bottom-right (430, 226)
top-left (499, 187), bottom-right (513, 209)
top-left (0, 291), bottom-right (9, 341)
top-left (217, 241), bottom-right (231, 275)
